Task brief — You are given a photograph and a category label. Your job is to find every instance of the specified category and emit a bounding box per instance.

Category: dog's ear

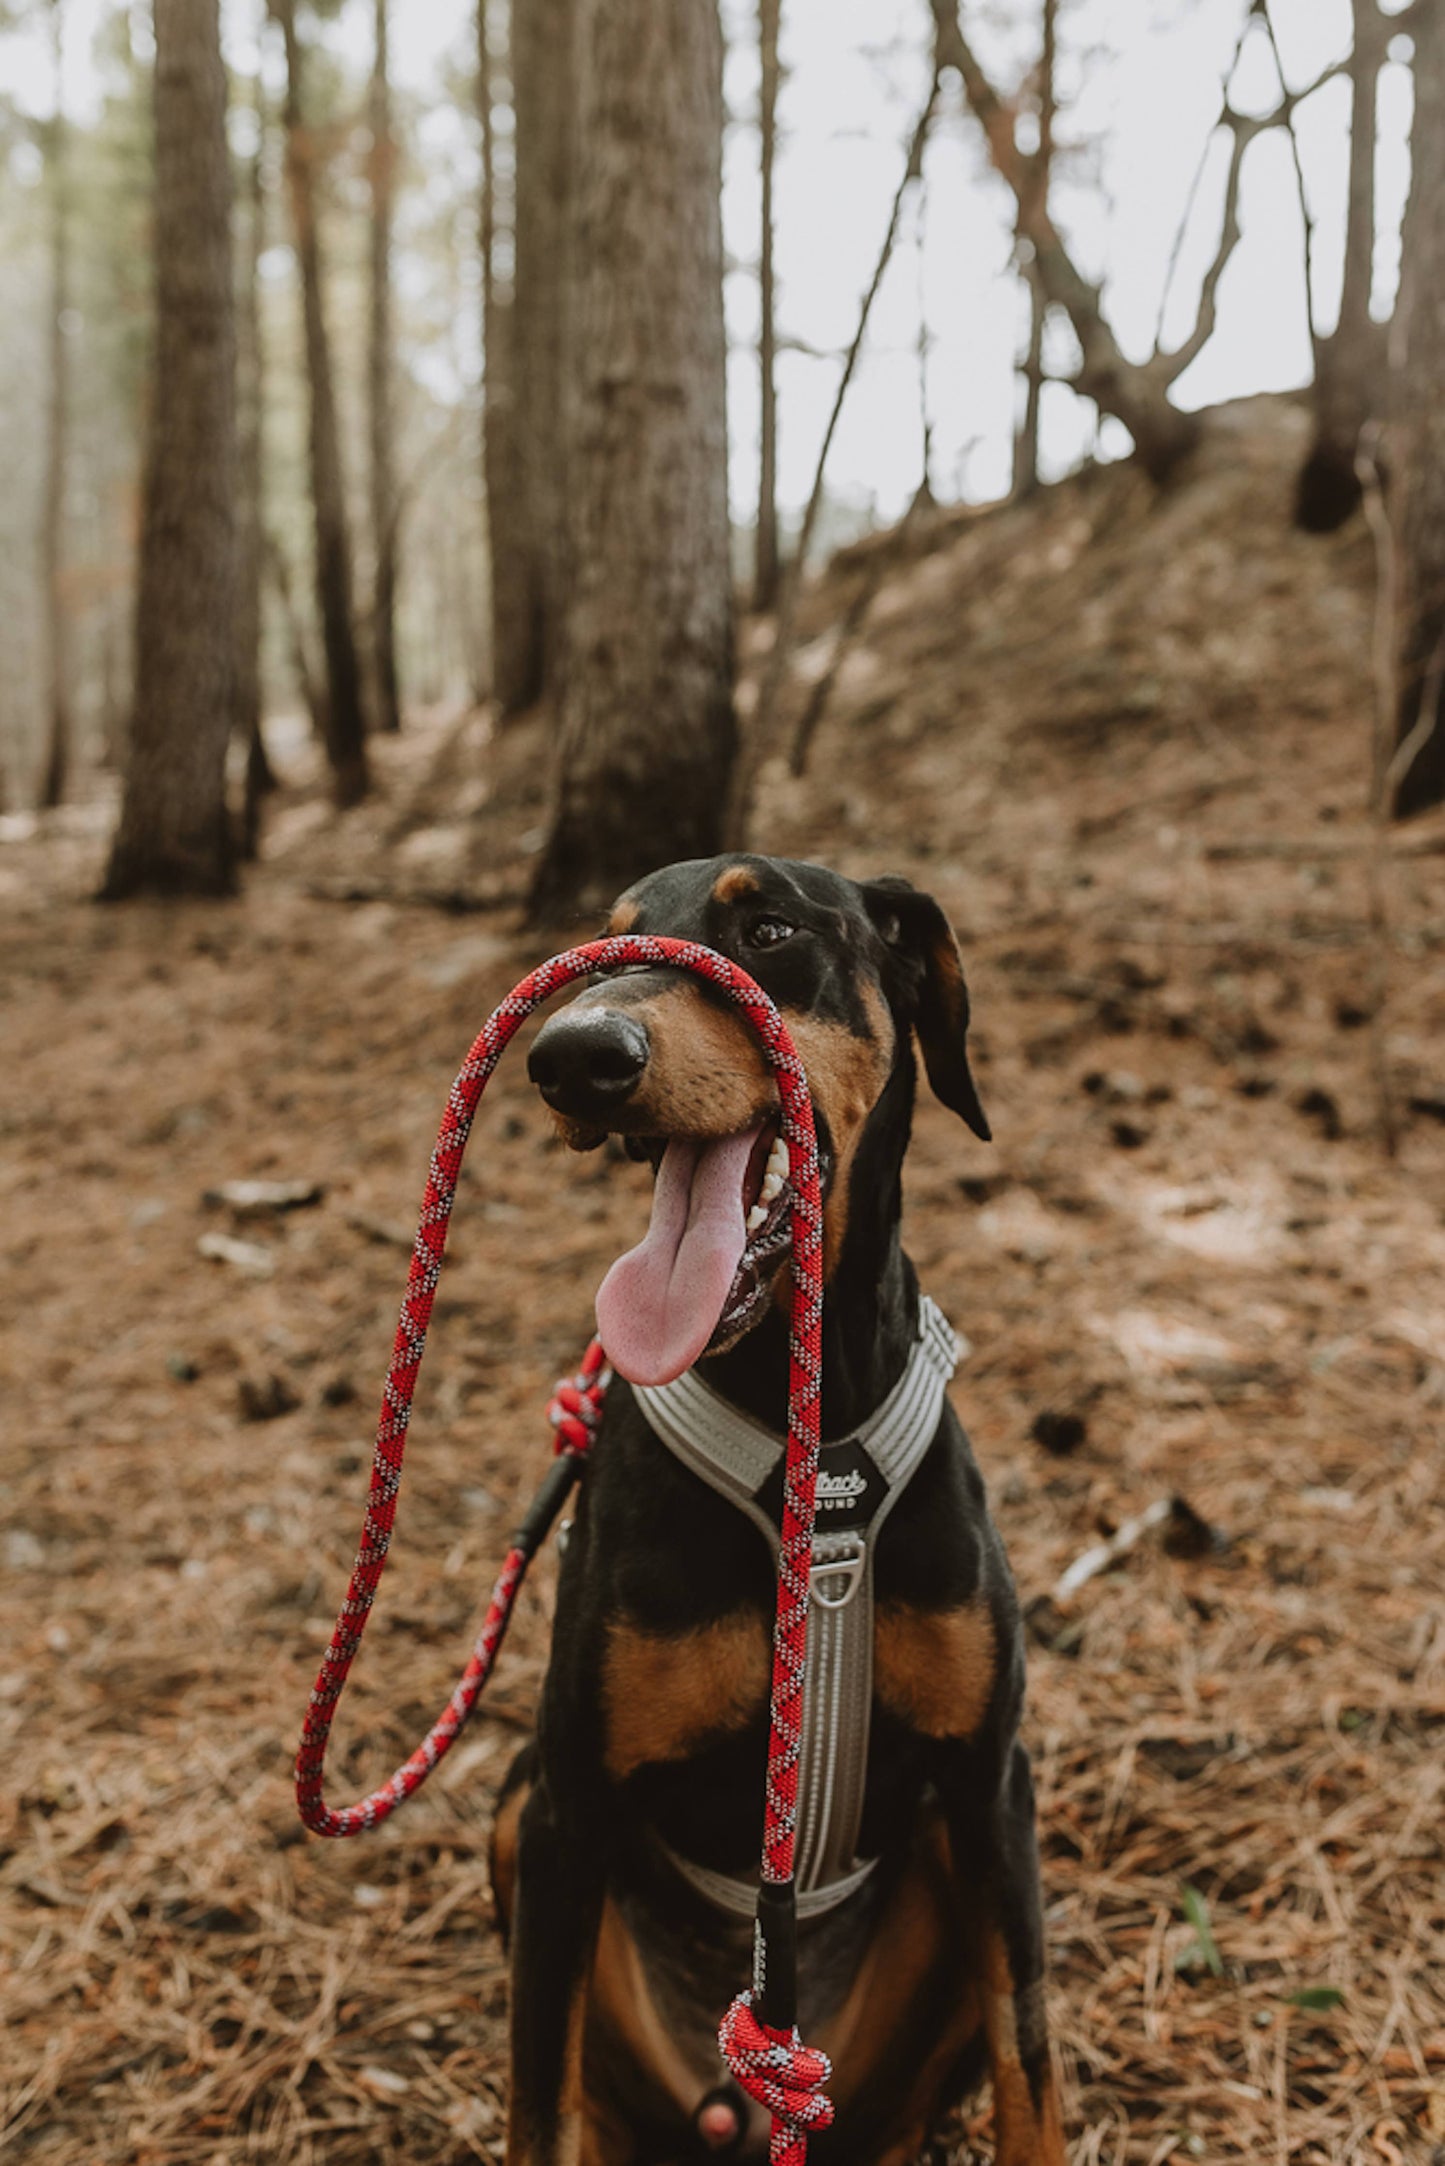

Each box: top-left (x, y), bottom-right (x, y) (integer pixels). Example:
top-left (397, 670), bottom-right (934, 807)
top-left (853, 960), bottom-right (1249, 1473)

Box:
top-left (860, 876), bottom-right (991, 1141)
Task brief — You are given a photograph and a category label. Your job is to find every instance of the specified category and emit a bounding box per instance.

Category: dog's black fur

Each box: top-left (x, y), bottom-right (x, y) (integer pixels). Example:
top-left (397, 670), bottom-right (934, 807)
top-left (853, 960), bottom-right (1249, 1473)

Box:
top-left (493, 856), bottom-right (1065, 2166)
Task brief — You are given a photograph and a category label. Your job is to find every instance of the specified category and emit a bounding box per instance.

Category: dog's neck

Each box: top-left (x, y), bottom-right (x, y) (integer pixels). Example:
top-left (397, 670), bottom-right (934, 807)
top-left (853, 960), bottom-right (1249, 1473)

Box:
top-left (702, 1059), bottom-right (921, 1442)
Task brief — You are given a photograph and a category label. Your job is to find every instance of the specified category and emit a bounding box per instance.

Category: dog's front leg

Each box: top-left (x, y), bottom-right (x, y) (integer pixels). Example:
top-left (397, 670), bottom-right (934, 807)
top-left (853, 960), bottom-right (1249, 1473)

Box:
top-left (941, 1738), bottom-right (1067, 2166)
top-left (505, 1777), bottom-right (605, 2166)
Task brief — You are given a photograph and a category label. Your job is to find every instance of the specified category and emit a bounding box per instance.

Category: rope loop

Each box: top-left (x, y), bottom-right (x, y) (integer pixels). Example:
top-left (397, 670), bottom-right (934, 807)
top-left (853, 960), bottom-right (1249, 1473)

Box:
top-left (546, 1346), bottom-right (613, 1455)
top-left (719, 1991), bottom-right (835, 2166)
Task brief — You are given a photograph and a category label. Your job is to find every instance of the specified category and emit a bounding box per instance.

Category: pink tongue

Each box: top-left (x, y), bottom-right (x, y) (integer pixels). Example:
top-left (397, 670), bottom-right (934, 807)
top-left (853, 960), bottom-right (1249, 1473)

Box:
top-left (596, 1128), bottom-right (760, 1386)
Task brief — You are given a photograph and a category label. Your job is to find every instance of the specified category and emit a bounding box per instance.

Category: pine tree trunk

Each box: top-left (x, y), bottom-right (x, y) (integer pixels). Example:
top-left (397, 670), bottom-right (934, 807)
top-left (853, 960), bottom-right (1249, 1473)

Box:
top-left (1297, 0), bottom-right (1385, 533)
top-left (507, 0), bottom-right (574, 709)
top-left (754, 0), bottom-right (780, 612)
top-left (530, 0), bottom-right (735, 921)
top-left (479, 0), bottom-right (525, 712)
top-left (235, 63), bottom-right (272, 860)
top-left (38, 0), bottom-right (71, 812)
top-left (1391, 0), bottom-right (1445, 817)
top-left (276, 0), bottom-right (369, 808)
top-left (101, 0), bottom-right (235, 899)
top-left (369, 0), bottom-right (401, 734)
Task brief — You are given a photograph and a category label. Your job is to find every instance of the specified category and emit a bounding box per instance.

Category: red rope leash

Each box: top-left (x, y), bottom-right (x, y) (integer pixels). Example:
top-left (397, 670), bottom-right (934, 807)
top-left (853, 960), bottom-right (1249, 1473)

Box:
top-left (294, 936), bottom-right (831, 2165)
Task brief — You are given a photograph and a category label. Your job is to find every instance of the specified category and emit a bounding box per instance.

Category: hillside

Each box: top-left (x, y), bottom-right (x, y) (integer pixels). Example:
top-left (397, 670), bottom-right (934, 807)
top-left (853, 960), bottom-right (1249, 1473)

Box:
top-left (2, 400), bottom-right (1443, 2165)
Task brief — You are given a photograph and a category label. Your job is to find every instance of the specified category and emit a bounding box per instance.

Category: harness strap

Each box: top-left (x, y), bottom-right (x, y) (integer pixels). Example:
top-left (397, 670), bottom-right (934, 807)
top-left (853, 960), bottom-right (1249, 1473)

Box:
top-left (635, 1297), bottom-right (961, 1912)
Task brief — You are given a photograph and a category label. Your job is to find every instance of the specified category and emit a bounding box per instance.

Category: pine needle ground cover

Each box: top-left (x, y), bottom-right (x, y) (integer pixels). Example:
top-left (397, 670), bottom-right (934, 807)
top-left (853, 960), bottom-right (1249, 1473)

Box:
top-left (2, 412), bottom-right (1442, 2164)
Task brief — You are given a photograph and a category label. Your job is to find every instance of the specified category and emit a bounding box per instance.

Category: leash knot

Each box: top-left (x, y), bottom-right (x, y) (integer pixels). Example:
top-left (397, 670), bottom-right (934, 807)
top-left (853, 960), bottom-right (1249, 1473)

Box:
top-left (546, 1338), bottom-right (612, 1455)
top-left (718, 1991), bottom-right (834, 2160)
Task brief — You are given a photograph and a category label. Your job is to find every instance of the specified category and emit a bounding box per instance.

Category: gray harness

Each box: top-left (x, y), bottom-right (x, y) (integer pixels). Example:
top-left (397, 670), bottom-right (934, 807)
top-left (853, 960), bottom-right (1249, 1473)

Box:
top-left (633, 1297), bottom-right (961, 1918)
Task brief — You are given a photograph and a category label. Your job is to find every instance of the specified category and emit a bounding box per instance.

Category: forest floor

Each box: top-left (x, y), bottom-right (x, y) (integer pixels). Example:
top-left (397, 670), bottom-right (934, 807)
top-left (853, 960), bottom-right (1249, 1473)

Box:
top-left (2, 400), bottom-right (1444, 2166)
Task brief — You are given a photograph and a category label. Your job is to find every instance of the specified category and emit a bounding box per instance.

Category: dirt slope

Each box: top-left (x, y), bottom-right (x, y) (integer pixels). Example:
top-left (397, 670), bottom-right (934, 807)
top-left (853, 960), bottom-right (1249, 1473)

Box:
top-left (2, 400), bottom-right (1443, 2164)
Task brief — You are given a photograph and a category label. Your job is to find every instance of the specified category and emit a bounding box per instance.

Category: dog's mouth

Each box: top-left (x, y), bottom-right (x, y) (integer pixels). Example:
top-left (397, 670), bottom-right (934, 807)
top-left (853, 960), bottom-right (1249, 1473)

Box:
top-left (595, 1122), bottom-right (829, 1388)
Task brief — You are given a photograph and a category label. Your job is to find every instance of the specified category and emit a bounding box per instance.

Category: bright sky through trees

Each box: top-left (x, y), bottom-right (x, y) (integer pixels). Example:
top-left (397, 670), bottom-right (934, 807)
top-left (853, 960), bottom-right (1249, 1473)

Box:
top-left (0, 0), bottom-right (1417, 526)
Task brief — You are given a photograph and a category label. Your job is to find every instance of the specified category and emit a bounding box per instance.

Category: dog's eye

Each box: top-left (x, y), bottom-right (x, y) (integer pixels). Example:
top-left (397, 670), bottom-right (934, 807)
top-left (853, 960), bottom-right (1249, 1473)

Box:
top-left (745, 915), bottom-right (796, 949)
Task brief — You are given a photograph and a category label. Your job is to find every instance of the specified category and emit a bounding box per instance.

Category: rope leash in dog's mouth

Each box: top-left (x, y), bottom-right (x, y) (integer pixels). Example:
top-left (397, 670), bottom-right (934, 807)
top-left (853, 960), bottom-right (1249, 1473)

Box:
top-left (294, 936), bottom-right (833, 2166)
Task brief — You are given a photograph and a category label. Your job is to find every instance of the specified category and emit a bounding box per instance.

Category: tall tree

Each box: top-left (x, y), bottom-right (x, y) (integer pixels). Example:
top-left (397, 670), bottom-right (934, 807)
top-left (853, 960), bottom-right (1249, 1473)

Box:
top-left (368, 0), bottom-right (400, 733)
top-left (1013, 0), bottom-right (1056, 499)
top-left (754, 0), bottom-right (780, 611)
top-left (37, 0), bottom-right (71, 810)
top-left (1390, 0), bottom-right (1445, 817)
top-left (273, 0), bottom-right (369, 807)
top-left (234, 57), bottom-right (273, 858)
top-left (478, 0), bottom-right (522, 709)
top-left (101, 0), bottom-right (235, 898)
top-left (1294, 0), bottom-right (1388, 531)
top-left (530, 0), bottom-right (734, 919)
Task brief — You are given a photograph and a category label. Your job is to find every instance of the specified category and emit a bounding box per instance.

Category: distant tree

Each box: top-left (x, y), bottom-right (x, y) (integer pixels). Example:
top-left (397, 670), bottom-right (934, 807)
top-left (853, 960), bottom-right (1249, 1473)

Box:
top-left (37, 0), bottom-right (71, 810)
top-left (1291, 0), bottom-right (1389, 532)
top-left (1390, 0), bottom-right (1445, 817)
top-left (234, 59), bottom-right (273, 859)
top-left (500, 0), bottom-right (574, 712)
top-left (1013, 0), bottom-right (1056, 499)
top-left (478, 0), bottom-right (520, 707)
top-left (101, 0), bottom-right (235, 898)
top-left (272, 0), bottom-right (369, 807)
top-left (368, 0), bottom-right (400, 733)
top-left (930, 0), bottom-right (1255, 484)
top-left (530, 0), bottom-right (734, 919)
top-left (754, 0), bottom-right (780, 611)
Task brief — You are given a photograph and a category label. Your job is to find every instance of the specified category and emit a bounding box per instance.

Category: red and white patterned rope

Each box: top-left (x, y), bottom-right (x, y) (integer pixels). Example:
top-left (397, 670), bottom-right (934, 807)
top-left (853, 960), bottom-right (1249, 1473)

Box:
top-left (294, 936), bottom-right (832, 2164)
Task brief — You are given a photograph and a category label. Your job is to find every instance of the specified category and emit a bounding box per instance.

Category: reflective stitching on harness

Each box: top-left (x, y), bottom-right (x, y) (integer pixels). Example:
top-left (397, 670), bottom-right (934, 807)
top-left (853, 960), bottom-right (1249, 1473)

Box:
top-left (635, 1297), bottom-right (961, 1918)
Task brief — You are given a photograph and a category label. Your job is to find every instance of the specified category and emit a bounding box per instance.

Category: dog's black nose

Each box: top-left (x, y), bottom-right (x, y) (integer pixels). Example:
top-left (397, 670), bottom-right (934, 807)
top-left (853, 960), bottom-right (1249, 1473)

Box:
top-left (527, 1008), bottom-right (650, 1118)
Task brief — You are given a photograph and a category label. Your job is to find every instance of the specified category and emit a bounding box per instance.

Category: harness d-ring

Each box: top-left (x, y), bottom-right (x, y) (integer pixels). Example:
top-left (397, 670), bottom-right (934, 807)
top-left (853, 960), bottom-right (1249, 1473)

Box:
top-left (294, 935), bottom-right (833, 2166)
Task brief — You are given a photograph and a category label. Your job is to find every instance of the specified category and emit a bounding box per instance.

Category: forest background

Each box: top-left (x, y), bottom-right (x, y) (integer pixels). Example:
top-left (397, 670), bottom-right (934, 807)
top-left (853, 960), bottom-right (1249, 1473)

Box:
top-left (1, 2), bottom-right (1444, 2163)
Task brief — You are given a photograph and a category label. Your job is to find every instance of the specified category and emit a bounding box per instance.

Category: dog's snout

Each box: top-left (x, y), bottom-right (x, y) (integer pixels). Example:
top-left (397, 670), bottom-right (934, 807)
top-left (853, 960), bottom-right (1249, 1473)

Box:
top-left (527, 1008), bottom-right (650, 1117)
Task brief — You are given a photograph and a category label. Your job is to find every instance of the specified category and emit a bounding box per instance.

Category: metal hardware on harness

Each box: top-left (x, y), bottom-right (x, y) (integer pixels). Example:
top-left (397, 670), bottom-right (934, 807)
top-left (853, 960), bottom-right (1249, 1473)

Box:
top-left (291, 934), bottom-right (834, 2166)
top-left (635, 1296), bottom-right (961, 1911)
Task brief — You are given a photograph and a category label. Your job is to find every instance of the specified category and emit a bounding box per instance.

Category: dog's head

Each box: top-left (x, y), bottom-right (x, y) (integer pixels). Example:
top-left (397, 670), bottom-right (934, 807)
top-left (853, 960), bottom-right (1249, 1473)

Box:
top-left (527, 855), bottom-right (989, 1385)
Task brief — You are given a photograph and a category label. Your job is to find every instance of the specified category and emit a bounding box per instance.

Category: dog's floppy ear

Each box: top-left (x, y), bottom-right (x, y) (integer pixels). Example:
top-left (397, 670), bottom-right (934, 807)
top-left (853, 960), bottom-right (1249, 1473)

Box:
top-left (860, 876), bottom-right (991, 1141)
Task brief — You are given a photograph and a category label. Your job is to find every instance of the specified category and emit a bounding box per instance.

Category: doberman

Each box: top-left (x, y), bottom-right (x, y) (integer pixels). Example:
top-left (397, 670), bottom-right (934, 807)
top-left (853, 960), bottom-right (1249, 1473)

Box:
top-left (492, 855), bottom-right (1067, 2166)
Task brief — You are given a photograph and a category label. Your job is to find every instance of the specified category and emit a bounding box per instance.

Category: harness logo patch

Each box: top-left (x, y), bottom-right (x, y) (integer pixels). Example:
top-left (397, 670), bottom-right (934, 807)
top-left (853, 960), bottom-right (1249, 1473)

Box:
top-left (755, 1439), bottom-right (885, 1531)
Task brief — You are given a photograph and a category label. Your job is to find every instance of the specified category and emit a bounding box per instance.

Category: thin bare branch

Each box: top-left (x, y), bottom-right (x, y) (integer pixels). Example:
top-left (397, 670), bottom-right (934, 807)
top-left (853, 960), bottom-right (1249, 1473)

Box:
top-left (1152, 0), bottom-right (1257, 363)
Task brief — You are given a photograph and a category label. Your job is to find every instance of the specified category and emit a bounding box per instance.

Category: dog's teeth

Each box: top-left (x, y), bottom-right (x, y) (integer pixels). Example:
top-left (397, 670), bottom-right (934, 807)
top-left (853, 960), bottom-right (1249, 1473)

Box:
top-left (760, 1172), bottom-right (782, 1204)
top-left (767, 1138), bottom-right (789, 1179)
top-left (746, 1203), bottom-right (767, 1233)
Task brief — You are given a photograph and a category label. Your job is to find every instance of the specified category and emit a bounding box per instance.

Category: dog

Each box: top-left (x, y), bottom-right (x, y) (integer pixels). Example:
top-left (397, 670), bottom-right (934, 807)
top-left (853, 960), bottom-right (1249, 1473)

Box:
top-left (491, 855), bottom-right (1067, 2166)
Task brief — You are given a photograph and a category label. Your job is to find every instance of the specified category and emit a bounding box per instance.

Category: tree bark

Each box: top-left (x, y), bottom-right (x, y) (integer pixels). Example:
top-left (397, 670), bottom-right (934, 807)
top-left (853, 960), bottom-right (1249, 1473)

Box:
top-left (1297, 0), bottom-right (1387, 532)
top-left (479, 0), bottom-right (523, 712)
top-left (754, 0), bottom-right (781, 611)
top-left (930, 0), bottom-right (1203, 484)
top-left (38, 0), bottom-right (72, 812)
top-left (101, 0), bottom-right (235, 898)
top-left (530, 0), bottom-right (734, 921)
top-left (275, 0), bottom-right (369, 807)
top-left (368, 0), bottom-right (401, 733)
top-left (234, 61), bottom-right (272, 860)
top-left (1390, 0), bottom-right (1445, 816)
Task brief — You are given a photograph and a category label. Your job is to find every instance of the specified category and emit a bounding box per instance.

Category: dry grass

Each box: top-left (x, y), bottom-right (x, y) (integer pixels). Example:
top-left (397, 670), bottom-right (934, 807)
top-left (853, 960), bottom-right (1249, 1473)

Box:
top-left (2, 404), bottom-right (1443, 2163)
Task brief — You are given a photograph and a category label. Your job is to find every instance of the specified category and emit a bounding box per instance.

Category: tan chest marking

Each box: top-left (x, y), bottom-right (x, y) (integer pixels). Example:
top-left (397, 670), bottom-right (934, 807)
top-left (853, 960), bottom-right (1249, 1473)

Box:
top-left (602, 1611), bottom-right (771, 1779)
top-left (874, 1599), bottom-right (997, 1739)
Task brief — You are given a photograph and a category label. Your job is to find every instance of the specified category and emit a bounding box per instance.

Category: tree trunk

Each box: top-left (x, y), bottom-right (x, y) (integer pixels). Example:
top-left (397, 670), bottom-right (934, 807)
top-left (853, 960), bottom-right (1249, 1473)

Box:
top-left (530, 0), bottom-right (734, 921)
top-left (369, 0), bottom-right (401, 733)
top-left (1012, 0), bottom-right (1055, 500)
top-left (479, 0), bottom-right (523, 711)
top-left (509, 0), bottom-right (574, 708)
top-left (234, 61), bottom-right (272, 860)
top-left (1297, 0), bottom-right (1386, 532)
top-left (1390, 0), bottom-right (1445, 817)
top-left (101, 0), bottom-right (235, 899)
top-left (754, 0), bottom-right (780, 612)
top-left (38, 0), bottom-right (72, 812)
top-left (275, 0), bottom-right (369, 808)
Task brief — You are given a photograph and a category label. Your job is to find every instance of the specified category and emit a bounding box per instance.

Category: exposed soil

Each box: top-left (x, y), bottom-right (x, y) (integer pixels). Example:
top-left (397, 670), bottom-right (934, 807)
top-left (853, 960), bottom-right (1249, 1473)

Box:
top-left (2, 401), bottom-right (1443, 2165)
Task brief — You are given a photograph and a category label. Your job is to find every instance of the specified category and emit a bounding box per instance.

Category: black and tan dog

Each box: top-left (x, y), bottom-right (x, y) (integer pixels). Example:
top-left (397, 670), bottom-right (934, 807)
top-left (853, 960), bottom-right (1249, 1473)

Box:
top-left (492, 855), bottom-right (1066, 2166)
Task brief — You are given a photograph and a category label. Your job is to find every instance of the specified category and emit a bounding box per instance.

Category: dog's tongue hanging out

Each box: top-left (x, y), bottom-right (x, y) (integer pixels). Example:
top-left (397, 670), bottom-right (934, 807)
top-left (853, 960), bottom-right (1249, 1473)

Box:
top-left (595, 1128), bottom-right (761, 1386)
